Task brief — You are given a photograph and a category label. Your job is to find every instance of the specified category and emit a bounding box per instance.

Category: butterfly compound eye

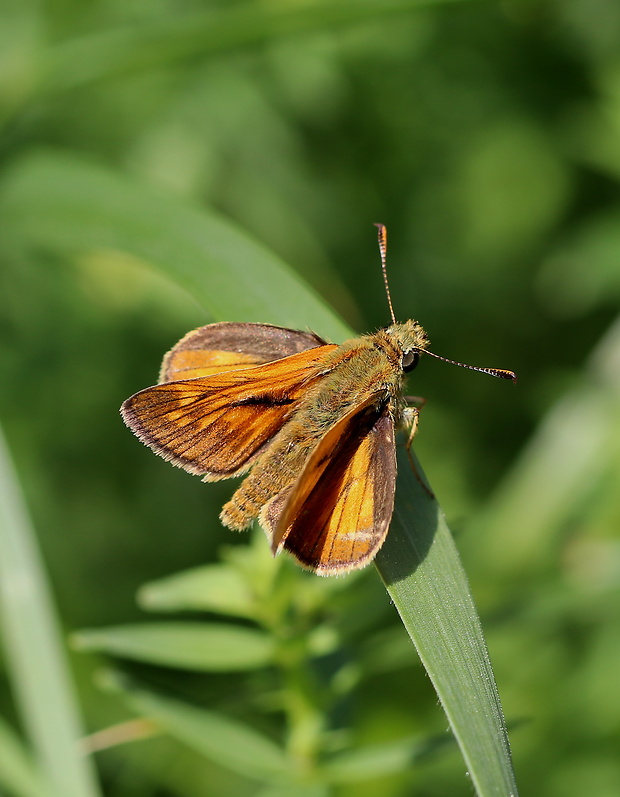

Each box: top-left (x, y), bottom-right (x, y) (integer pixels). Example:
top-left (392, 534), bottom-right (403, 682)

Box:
top-left (402, 351), bottom-right (419, 373)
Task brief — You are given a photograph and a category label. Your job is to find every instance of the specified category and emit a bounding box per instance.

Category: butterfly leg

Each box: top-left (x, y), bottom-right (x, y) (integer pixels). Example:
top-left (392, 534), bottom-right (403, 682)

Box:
top-left (402, 396), bottom-right (426, 448)
top-left (402, 397), bottom-right (434, 499)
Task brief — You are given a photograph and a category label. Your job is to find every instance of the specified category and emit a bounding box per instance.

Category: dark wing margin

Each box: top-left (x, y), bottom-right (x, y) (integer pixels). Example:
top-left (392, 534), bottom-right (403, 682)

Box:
top-left (262, 399), bottom-right (397, 575)
top-left (160, 322), bottom-right (327, 382)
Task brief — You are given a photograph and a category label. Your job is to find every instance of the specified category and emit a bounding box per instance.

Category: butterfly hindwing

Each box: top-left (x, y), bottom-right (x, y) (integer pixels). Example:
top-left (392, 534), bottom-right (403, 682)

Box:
top-left (264, 397), bottom-right (397, 574)
top-left (160, 322), bottom-right (327, 382)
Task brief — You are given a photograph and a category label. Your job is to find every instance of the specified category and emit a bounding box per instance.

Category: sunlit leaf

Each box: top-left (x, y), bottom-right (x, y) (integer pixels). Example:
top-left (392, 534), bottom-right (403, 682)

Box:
top-left (0, 716), bottom-right (47, 797)
top-left (375, 449), bottom-right (518, 797)
top-left (72, 622), bottom-right (274, 671)
top-left (138, 563), bottom-right (257, 618)
top-left (0, 153), bottom-right (350, 343)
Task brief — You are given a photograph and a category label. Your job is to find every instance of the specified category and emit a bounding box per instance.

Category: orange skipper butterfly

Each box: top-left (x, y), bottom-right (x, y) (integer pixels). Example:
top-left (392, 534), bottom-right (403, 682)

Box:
top-left (121, 226), bottom-right (515, 574)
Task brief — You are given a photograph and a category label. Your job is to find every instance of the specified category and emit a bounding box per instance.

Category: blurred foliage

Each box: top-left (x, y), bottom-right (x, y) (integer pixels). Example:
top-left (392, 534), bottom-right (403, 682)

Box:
top-left (1, 0), bottom-right (620, 796)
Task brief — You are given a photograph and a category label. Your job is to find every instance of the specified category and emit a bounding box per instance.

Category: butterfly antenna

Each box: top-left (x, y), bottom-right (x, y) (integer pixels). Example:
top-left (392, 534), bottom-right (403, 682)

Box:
top-left (374, 223), bottom-right (397, 324)
top-left (423, 349), bottom-right (517, 383)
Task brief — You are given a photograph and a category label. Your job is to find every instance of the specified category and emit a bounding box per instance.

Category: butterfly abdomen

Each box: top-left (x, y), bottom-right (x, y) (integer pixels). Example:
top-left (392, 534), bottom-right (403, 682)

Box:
top-left (219, 425), bottom-right (316, 530)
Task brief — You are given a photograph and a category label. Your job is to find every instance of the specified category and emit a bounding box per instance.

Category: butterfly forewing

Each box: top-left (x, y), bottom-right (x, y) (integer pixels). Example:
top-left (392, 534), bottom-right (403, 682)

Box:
top-left (160, 322), bottom-right (327, 382)
top-left (122, 344), bottom-right (338, 479)
top-left (268, 398), bottom-right (397, 574)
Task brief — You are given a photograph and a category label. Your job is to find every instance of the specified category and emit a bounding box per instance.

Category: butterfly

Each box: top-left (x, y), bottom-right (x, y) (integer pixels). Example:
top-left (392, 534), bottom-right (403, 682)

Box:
top-left (121, 225), bottom-right (516, 575)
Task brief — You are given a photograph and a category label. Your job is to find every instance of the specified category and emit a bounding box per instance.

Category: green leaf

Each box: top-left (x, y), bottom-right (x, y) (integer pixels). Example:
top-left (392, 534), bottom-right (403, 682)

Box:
top-left (72, 622), bottom-right (274, 671)
top-left (0, 426), bottom-right (102, 797)
top-left (0, 152), bottom-right (349, 342)
top-left (375, 449), bottom-right (518, 797)
top-left (138, 564), bottom-right (257, 618)
top-left (0, 716), bottom-right (47, 797)
top-left (103, 672), bottom-right (289, 781)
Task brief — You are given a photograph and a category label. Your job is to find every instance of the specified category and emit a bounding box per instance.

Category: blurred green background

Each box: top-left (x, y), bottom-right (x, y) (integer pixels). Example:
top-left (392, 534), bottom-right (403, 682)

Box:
top-left (1, 0), bottom-right (620, 795)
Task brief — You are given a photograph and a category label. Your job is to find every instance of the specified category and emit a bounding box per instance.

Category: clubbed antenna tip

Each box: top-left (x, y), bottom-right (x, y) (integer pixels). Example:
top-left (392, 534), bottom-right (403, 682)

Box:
top-left (374, 223), bottom-right (396, 324)
top-left (423, 349), bottom-right (517, 383)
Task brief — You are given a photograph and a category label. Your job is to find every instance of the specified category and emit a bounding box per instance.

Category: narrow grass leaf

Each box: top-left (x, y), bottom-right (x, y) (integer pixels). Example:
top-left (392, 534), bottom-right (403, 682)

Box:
top-left (0, 716), bottom-right (47, 797)
top-left (375, 449), bottom-right (518, 797)
top-left (103, 673), bottom-right (289, 781)
top-left (0, 153), bottom-right (349, 342)
top-left (72, 622), bottom-right (274, 671)
top-left (0, 426), bottom-right (102, 797)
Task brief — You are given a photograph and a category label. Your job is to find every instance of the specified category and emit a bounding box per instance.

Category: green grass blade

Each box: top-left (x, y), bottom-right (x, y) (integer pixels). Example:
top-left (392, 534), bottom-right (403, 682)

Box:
top-left (101, 672), bottom-right (289, 781)
top-left (72, 622), bottom-right (275, 671)
top-left (0, 426), bottom-right (102, 797)
top-left (375, 450), bottom-right (518, 797)
top-left (0, 152), bottom-right (517, 796)
top-left (0, 153), bottom-right (349, 343)
top-left (0, 716), bottom-right (48, 797)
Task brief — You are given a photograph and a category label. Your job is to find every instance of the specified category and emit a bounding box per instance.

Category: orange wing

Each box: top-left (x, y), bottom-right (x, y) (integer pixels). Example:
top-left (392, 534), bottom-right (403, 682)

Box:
top-left (121, 344), bottom-right (338, 480)
top-left (262, 397), bottom-right (397, 574)
top-left (160, 322), bottom-right (327, 382)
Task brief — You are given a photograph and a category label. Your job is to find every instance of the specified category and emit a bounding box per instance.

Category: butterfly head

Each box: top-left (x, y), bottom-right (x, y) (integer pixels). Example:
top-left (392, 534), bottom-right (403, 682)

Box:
top-left (386, 319), bottom-right (430, 374)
